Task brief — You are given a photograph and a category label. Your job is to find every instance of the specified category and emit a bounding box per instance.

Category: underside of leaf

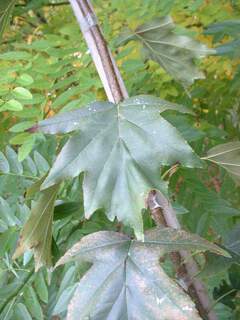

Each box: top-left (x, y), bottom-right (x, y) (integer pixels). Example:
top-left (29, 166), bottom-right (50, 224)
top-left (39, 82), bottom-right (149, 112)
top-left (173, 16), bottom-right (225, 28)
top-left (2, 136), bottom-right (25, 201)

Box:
top-left (118, 17), bottom-right (215, 85)
top-left (205, 141), bottom-right (240, 184)
top-left (13, 183), bottom-right (60, 271)
top-left (56, 228), bottom-right (228, 320)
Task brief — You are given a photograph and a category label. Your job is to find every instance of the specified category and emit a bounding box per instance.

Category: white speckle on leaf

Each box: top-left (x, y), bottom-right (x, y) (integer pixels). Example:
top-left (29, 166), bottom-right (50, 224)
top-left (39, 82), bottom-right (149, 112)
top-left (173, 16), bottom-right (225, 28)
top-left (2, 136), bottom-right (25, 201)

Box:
top-left (156, 296), bottom-right (166, 305)
top-left (182, 306), bottom-right (193, 311)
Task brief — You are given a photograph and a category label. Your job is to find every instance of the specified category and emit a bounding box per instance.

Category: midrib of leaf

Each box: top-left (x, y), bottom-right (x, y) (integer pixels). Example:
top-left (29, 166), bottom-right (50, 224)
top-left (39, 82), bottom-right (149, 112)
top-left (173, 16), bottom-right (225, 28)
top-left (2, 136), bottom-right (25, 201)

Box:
top-left (137, 20), bottom-right (172, 33)
top-left (0, 171), bottom-right (39, 180)
top-left (220, 167), bottom-right (240, 177)
top-left (134, 32), bottom-right (184, 72)
top-left (204, 146), bottom-right (240, 158)
top-left (0, 1), bottom-right (14, 21)
top-left (43, 121), bottom-right (116, 188)
top-left (209, 159), bottom-right (240, 167)
top-left (36, 199), bottom-right (54, 269)
top-left (24, 190), bottom-right (57, 245)
top-left (146, 38), bottom-right (210, 55)
top-left (203, 158), bottom-right (240, 171)
top-left (227, 239), bottom-right (240, 250)
top-left (69, 241), bottom-right (133, 319)
top-left (44, 103), bottom-right (162, 189)
top-left (72, 260), bottom-right (125, 318)
top-left (122, 116), bottom-right (182, 159)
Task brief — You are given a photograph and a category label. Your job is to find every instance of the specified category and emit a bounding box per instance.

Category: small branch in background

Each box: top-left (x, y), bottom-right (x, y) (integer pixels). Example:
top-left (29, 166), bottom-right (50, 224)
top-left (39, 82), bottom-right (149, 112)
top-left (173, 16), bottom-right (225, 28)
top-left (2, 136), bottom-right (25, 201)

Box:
top-left (148, 190), bottom-right (218, 320)
top-left (45, 1), bottom-right (69, 6)
top-left (69, 0), bottom-right (128, 103)
top-left (69, 0), bottom-right (218, 318)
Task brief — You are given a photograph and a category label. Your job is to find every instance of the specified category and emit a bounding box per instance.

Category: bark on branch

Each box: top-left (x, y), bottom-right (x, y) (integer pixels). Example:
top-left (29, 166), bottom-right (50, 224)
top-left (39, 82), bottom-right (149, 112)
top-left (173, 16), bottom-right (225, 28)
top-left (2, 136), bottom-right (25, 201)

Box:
top-left (148, 190), bottom-right (217, 320)
top-left (69, 0), bottom-right (217, 319)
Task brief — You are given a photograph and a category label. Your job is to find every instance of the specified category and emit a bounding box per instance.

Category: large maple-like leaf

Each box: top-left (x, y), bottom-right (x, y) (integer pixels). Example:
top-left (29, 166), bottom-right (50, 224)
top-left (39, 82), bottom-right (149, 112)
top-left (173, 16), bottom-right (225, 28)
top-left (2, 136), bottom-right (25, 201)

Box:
top-left (13, 183), bottom-right (60, 271)
top-left (34, 95), bottom-right (202, 238)
top-left (118, 16), bottom-right (215, 85)
top-left (204, 141), bottom-right (240, 184)
top-left (56, 227), bottom-right (228, 320)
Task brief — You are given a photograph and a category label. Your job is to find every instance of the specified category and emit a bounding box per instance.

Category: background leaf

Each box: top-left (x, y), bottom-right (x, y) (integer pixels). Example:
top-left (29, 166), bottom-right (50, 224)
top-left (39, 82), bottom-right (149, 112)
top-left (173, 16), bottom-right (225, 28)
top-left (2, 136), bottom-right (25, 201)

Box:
top-left (118, 16), bottom-right (214, 85)
top-left (204, 141), bottom-right (240, 184)
top-left (13, 183), bottom-right (60, 270)
top-left (0, 0), bottom-right (16, 42)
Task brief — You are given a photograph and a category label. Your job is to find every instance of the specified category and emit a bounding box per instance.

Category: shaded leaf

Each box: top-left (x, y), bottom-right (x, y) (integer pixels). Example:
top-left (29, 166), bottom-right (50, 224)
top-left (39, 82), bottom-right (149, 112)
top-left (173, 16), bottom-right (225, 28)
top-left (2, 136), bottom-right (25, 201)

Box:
top-left (33, 151), bottom-right (50, 176)
top-left (25, 175), bottom-right (46, 199)
top-left (23, 286), bottom-right (44, 320)
top-left (34, 272), bottom-right (48, 303)
top-left (204, 141), bottom-right (240, 184)
top-left (56, 228), bottom-right (227, 320)
top-left (118, 17), bottom-right (214, 85)
top-left (18, 135), bottom-right (36, 162)
top-left (13, 183), bottom-right (60, 270)
top-left (204, 20), bottom-right (240, 40)
top-left (13, 303), bottom-right (32, 320)
top-left (5, 146), bottom-right (23, 174)
top-left (216, 39), bottom-right (240, 58)
top-left (0, 196), bottom-right (19, 227)
top-left (0, 0), bottom-right (16, 42)
top-left (53, 284), bottom-right (78, 316)
top-left (0, 151), bottom-right (9, 173)
top-left (0, 228), bottom-right (18, 257)
top-left (204, 20), bottom-right (240, 57)
top-left (35, 96), bottom-right (202, 238)
top-left (225, 224), bottom-right (240, 258)
top-left (54, 201), bottom-right (82, 220)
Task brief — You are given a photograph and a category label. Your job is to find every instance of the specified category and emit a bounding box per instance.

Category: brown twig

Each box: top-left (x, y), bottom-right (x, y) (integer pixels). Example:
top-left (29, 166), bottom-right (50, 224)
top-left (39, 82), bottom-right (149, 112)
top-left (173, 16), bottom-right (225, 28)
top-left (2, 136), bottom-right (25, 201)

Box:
top-left (69, 1), bottom-right (217, 319)
top-left (69, 0), bottom-right (128, 103)
top-left (148, 190), bottom-right (217, 320)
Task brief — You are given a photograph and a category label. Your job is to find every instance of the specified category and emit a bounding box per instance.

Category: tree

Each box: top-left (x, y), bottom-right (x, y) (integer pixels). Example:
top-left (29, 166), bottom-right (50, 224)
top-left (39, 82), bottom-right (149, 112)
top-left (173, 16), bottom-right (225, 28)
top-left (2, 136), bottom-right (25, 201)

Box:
top-left (0, 0), bottom-right (240, 319)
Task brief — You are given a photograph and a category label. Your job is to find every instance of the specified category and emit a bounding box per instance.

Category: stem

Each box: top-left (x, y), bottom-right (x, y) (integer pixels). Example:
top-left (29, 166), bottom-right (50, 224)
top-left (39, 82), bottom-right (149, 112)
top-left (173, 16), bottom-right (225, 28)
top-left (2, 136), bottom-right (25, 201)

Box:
top-left (69, 1), bottom-right (217, 319)
top-left (148, 190), bottom-right (218, 320)
top-left (0, 172), bottom-right (39, 181)
top-left (69, 0), bottom-right (128, 103)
